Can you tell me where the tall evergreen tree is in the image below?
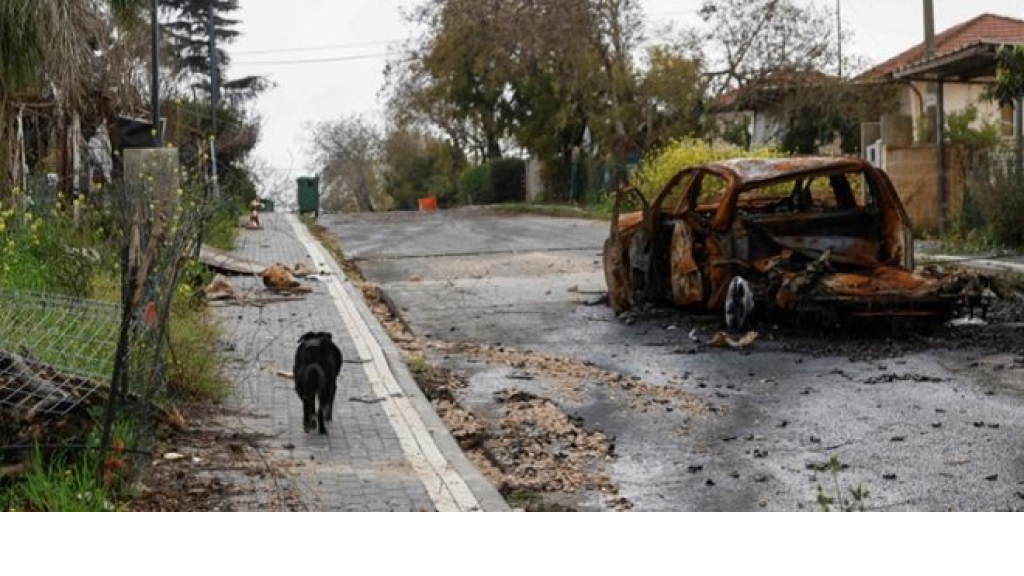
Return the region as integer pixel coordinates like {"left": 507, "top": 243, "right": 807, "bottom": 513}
{"left": 160, "top": 0, "right": 265, "bottom": 102}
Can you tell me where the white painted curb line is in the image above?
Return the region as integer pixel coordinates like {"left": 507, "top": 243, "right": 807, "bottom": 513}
{"left": 921, "top": 254, "right": 1024, "bottom": 275}
{"left": 288, "top": 215, "right": 483, "bottom": 512}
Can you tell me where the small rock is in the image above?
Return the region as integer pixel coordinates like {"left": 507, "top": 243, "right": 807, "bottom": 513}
{"left": 931, "top": 422, "right": 942, "bottom": 428}
{"left": 777, "top": 420, "right": 788, "bottom": 428}
{"left": 973, "top": 421, "right": 985, "bottom": 428}
{"left": 753, "top": 474, "right": 768, "bottom": 483}
{"left": 729, "top": 471, "right": 740, "bottom": 479}
{"left": 753, "top": 448, "right": 768, "bottom": 458}
{"left": 705, "top": 479, "right": 715, "bottom": 487}
{"left": 883, "top": 473, "right": 897, "bottom": 480}
{"left": 687, "top": 465, "right": 703, "bottom": 473}
{"left": 809, "top": 436, "right": 821, "bottom": 444}
{"left": 987, "top": 423, "right": 1000, "bottom": 429}
{"left": 890, "top": 436, "right": 905, "bottom": 442}
{"left": 985, "top": 474, "right": 999, "bottom": 481}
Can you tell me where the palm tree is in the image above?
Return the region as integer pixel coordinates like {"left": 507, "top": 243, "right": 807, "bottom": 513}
{"left": 0, "top": 0, "right": 145, "bottom": 190}
{"left": 2, "top": 1, "right": 148, "bottom": 100}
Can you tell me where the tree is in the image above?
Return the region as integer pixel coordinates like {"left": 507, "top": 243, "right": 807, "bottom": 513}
{"left": 1, "top": 0, "right": 148, "bottom": 191}
{"left": 382, "top": 124, "right": 464, "bottom": 209}
{"left": 308, "top": 115, "right": 384, "bottom": 213}
{"left": 160, "top": 0, "right": 267, "bottom": 103}
{"left": 638, "top": 44, "right": 705, "bottom": 147}
{"left": 1, "top": 0, "right": 146, "bottom": 104}
{"left": 697, "top": 0, "right": 842, "bottom": 98}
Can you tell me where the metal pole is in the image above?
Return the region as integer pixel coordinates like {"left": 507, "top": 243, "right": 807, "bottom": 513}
{"left": 836, "top": 0, "right": 842, "bottom": 78}
{"left": 149, "top": 0, "right": 161, "bottom": 146}
{"left": 936, "top": 79, "right": 945, "bottom": 237}
{"left": 923, "top": 0, "right": 937, "bottom": 141}
{"left": 208, "top": 0, "right": 220, "bottom": 200}
{"left": 1016, "top": 97, "right": 1023, "bottom": 175}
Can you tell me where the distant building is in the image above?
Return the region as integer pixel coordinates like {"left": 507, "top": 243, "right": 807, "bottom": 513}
{"left": 857, "top": 13, "right": 1024, "bottom": 144}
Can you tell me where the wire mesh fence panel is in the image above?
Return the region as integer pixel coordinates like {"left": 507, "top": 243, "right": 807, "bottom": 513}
{"left": 0, "top": 290, "right": 124, "bottom": 417}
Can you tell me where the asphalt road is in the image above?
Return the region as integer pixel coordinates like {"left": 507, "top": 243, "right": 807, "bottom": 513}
{"left": 322, "top": 207, "right": 1024, "bottom": 511}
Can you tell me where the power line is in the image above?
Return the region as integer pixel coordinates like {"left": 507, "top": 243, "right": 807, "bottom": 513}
{"left": 232, "top": 39, "right": 399, "bottom": 55}
{"left": 232, "top": 51, "right": 405, "bottom": 66}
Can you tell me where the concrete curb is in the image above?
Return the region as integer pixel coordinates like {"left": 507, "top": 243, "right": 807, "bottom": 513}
{"left": 293, "top": 215, "right": 510, "bottom": 512}
{"left": 919, "top": 253, "right": 1024, "bottom": 275}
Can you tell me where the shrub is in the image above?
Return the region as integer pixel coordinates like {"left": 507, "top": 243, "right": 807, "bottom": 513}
{"left": 956, "top": 152, "right": 1024, "bottom": 250}
{"left": 459, "top": 158, "right": 526, "bottom": 205}
{"left": 459, "top": 163, "right": 493, "bottom": 205}
{"left": 489, "top": 158, "right": 526, "bottom": 203}
{"left": 0, "top": 189, "right": 109, "bottom": 296}
{"left": 634, "top": 137, "right": 782, "bottom": 199}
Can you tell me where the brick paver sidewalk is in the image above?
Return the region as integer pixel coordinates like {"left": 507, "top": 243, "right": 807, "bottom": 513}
{"left": 209, "top": 213, "right": 506, "bottom": 511}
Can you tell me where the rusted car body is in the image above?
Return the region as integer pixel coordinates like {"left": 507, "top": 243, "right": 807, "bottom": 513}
{"left": 604, "top": 157, "right": 995, "bottom": 320}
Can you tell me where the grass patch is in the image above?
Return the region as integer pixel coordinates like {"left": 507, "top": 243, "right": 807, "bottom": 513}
{"left": 166, "top": 302, "right": 230, "bottom": 401}
{"left": 407, "top": 353, "right": 428, "bottom": 375}
{"left": 202, "top": 202, "right": 244, "bottom": 251}
{"left": 504, "top": 489, "right": 575, "bottom": 512}
{"left": 2, "top": 415, "right": 135, "bottom": 512}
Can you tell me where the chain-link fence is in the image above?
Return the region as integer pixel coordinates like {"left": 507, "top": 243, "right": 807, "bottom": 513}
{"left": 0, "top": 291, "right": 122, "bottom": 418}
{"left": 1, "top": 157, "right": 214, "bottom": 476}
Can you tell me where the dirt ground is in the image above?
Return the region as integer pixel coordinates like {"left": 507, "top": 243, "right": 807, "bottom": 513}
{"left": 130, "top": 403, "right": 306, "bottom": 512}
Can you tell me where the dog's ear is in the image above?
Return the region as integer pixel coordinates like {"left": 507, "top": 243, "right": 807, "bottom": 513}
{"left": 298, "top": 332, "right": 316, "bottom": 343}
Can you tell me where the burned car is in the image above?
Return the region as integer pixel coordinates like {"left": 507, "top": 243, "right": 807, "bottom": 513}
{"left": 604, "top": 156, "right": 996, "bottom": 322}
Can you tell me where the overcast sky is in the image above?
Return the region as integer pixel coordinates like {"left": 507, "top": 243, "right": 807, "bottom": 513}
{"left": 225, "top": 0, "right": 1024, "bottom": 180}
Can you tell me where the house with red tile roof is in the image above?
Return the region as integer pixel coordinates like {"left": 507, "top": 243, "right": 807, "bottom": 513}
{"left": 859, "top": 13, "right": 1024, "bottom": 144}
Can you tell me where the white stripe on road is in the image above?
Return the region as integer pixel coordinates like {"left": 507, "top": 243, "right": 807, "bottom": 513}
{"left": 287, "top": 214, "right": 481, "bottom": 512}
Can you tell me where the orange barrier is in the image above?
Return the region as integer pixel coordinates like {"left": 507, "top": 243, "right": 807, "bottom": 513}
{"left": 418, "top": 196, "right": 438, "bottom": 211}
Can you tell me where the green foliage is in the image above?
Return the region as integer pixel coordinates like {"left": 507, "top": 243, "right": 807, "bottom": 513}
{"left": 945, "top": 105, "right": 1000, "bottom": 150}
{"left": 460, "top": 163, "right": 493, "bottom": 205}
{"left": 489, "top": 158, "right": 526, "bottom": 204}
{"left": 815, "top": 455, "right": 870, "bottom": 512}
{"left": 634, "top": 137, "right": 782, "bottom": 199}
{"left": 459, "top": 159, "right": 526, "bottom": 205}
{"left": 0, "top": 190, "right": 111, "bottom": 296}
{"left": 952, "top": 153, "right": 1024, "bottom": 250}
{"left": 407, "top": 353, "right": 428, "bottom": 376}
{"left": 167, "top": 297, "right": 230, "bottom": 400}
{"left": 383, "top": 127, "right": 463, "bottom": 210}
{"left": 640, "top": 45, "right": 705, "bottom": 146}
{"left": 2, "top": 416, "right": 136, "bottom": 512}
{"left": 987, "top": 45, "right": 1024, "bottom": 104}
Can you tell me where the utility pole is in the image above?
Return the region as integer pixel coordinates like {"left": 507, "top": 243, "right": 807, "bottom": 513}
{"left": 208, "top": 0, "right": 220, "bottom": 200}
{"left": 837, "top": 0, "right": 843, "bottom": 78}
{"left": 923, "top": 0, "right": 945, "bottom": 236}
{"left": 149, "top": 0, "right": 161, "bottom": 145}
{"left": 923, "top": 0, "right": 937, "bottom": 140}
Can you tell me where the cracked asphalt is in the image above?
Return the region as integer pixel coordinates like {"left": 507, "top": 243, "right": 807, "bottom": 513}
{"left": 321, "top": 207, "right": 1024, "bottom": 511}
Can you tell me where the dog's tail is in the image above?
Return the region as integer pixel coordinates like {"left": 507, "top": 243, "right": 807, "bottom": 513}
{"left": 302, "top": 363, "right": 325, "bottom": 391}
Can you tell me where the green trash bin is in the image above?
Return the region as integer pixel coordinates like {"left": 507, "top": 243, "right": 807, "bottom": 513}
{"left": 297, "top": 176, "right": 320, "bottom": 217}
{"left": 260, "top": 198, "right": 275, "bottom": 212}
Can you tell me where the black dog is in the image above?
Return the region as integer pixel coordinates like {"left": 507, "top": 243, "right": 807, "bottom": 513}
{"left": 293, "top": 331, "right": 343, "bottom": 434}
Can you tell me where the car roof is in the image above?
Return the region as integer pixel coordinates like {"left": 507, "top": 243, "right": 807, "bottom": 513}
{"left": 704, "top": 156, "right": 869, "bottom": 187}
